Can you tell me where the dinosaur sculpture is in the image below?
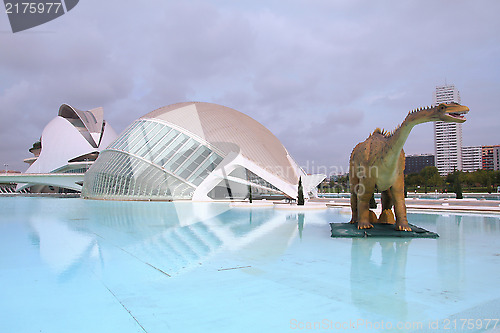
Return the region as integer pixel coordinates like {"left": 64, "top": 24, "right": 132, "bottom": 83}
{"left": 349, "top": 102, "right": 469, "bottom": 231}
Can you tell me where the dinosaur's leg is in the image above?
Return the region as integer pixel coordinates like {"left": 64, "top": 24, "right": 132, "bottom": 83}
{"left": 390, "top": 173, "right": 411, "bottom": 231}
{"left": 378, "top": 190, "right": 396, "bottom": 224}
{"left": 357, "top": 181, "right": 375, "bottom": 229}
{"left": 349, "top": 172, "right": 359, "bottom": 224}
{"left": 381, "top": 190, "right": 393, "bottom": 211}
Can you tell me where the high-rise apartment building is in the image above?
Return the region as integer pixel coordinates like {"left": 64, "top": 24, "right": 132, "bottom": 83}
{"left": 494, "top": 146, "right": 500, "bottom": 171}
{"left": 482, "top": 145, "right": 500, "bottom": 170}
{"left": 461, "top": 146, "right": 482, "bottom": 172}
{"left": 404, "top": 154, "right": 435, "bottom": 175}
{"left": 433, "top": 84, "right": 465, "bottom": 175}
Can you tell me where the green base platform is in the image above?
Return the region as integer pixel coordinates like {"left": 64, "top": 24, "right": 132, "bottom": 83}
{"left": 330, "top": 223, "right": 439, "bottom": 238}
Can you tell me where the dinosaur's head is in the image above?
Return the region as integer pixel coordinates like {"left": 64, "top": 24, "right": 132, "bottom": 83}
{"left": 434, "top": 102, "right": 469, "bottom": 123}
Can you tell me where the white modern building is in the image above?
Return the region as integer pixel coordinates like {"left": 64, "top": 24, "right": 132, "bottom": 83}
{"left": 17, "top": 104, "right": 118, "bottom": 192}
{"left": 82, "top": 102, "right": 325, "bottom": 201}
{"left": 461, "top": 146, "right": 482, "bottom": 172}
{"left": 433, "top": 85, "right": 466, "bottom": 175}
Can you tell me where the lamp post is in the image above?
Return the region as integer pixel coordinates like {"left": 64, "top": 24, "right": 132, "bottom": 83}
{"left": 4, "top": 164, "right": 7, "bottom": 174}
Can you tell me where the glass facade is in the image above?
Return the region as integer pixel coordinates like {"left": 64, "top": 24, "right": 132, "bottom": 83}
{"left": 82, "top": 119, "right": 224, "bottom": 200}
{"left": 245, "top": 169, "right": 282, "bottom": 194}
{"left": 207, "top": 167, "right": 284, "bottom": 200}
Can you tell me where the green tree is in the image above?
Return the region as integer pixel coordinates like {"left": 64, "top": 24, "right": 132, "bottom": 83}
{"left": 405, "top": 173, "right": 423, "bottom": 192}
{"left": 475, "top": 169, "right": 486, "bottom": 187}
{"left": 297, "top": 177, "right": 305, "bottom": 206}
{"left": 335, "top": 185, "right": 341, "bottom": 194}
{"left": 462, "top": 172, "right": 473, "bottom": 191}
{"left": 248, "top": 184, "right": 253, "bottom": 203}
{"left": 335, "top": 174, "right": 349, "bottom": 193}
{"left": 495, "top": 171, "right": 500, "bottom": 192}
{"left": 429, "top": 172, "right": 443, "bottom": 191}
{"left": 452, "top": 171, "right": 463, "bottom": 199}
{"left": 419, "top": 166, "right": 441, "bottom": 193}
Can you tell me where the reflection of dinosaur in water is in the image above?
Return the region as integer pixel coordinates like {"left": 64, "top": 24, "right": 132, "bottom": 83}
{"left": 350, "top": 238, "right": 411, "bottom": 319}
{"left": 349, "top": 103, "right": 469, "bottom": 231}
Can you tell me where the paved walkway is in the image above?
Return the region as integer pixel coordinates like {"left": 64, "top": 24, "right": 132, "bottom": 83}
{"left": 312, "top": 197, "right": 500, "bottom": 214}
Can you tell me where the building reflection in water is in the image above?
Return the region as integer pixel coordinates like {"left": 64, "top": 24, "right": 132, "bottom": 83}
{"left": 434, "top": 213, "right": 500, "bottom": 298}
{"left": 27, "top": 201, "right": 298, "bottom": 279}
{"left": 350, "top": 238, "right": 411, "bottom": 321}
{"left": 436, "top": 214, "right": 465, "bottom": 298}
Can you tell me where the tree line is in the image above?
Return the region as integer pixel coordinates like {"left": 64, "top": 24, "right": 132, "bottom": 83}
{"left": 405, "top": 166, "right": 500, "bottom": 194}
{"left": 318, "top": 167, "right": 500, "bottom": 194}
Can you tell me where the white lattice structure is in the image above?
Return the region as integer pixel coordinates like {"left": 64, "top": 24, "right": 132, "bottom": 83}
{"left": 82, "top": 102, "right": 325, "bottom": 201}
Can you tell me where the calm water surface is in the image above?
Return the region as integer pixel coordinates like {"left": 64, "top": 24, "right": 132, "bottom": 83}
{"left": 1, "top": 197, "right": 499, "bottom": 332}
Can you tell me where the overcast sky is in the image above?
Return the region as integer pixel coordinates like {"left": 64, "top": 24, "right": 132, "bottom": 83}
{"left": 1, "top": 0, "right": 499, "bottom": 174}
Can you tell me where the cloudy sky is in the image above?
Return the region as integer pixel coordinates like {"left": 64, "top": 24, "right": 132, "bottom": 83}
{"left": 1, "top": 0, "right": 499, "bottom": 174}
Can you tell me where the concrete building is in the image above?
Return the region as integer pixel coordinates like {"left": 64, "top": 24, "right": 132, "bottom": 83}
{"left": 404, "top": 154, "right": 435, "bottom": 175}
{"left": 494, "top": 146, "right": 500, "bottom": 171}
{"left": 461, "top": 146, "right": 483, "bottom": 172}
{"left": 18, "top": 104, "right": 118, "bottom": 192}
{"left": 82, "top": 102, "right": 325, "bottom": 201}
{"left": 482, "top": 145, "right": 500, "bottom": 170}
{"left": 433, "top": 84, "right": 465, "bottom": 175}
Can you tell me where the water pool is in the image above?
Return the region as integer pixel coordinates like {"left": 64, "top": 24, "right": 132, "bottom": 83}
{"left": 1, "top": 196, "right": 499, "bottom": 332}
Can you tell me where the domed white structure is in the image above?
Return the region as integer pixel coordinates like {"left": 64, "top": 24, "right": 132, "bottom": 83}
{"left": 18, "top": 104, "right": 118, "bottom": 192}
{"left": 82, "top": 102, "right": 325, "bottom": 201}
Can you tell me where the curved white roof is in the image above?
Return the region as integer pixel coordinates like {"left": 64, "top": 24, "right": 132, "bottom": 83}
{"left": 59, "top": 104, "right": 105, "bottom": 148}
{"left": 141, "top": 102, "right": 300, "bottom": 184}
{"left": 24, "top": 104, "right": 117, "bottom": 175}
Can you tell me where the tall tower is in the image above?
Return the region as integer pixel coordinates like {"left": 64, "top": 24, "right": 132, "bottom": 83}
{"left": 433, "top": 84, "right": 464, "bottom": 176}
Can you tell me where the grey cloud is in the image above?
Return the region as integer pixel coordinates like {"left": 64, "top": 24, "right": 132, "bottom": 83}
{"left": 1, "top": 0, "right": 499, "bottom": 171}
